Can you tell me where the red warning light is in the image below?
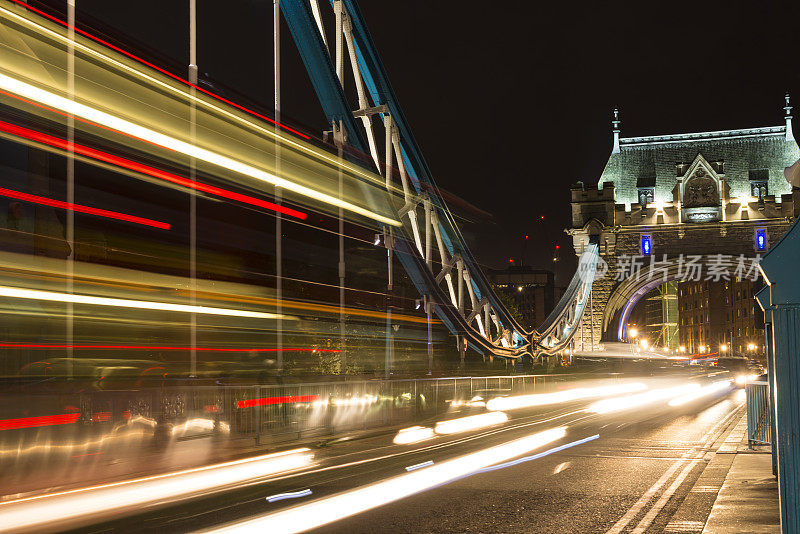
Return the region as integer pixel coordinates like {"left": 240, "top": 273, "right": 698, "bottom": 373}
{"left": 508, "top": 258, "right": 514, "bottom": 263}
{"left": 555, "top": 245, "right": 560, "bottom": 249}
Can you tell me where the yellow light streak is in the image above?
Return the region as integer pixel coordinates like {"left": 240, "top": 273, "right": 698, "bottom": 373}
{"left": 0, "top": 285, "right": 285, "bottom": 319}
{"left": 0, "top": 5, "right": 403, "bottom": 195}
{"left": 0, "top": 72, "right": 401, "bottom": 226}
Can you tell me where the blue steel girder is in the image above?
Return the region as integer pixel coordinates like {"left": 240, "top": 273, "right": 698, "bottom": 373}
{"left": 280, "top": 0, "right": 370, "bottom": 158}
{"left": 340, "top": 0, "right": 529, "bottom": 341}
{"left": 282, "top": 0, "right": 541, "bottom": 356}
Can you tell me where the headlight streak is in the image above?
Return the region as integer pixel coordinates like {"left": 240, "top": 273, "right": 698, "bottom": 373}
{"left": 266, "top": 489, "right": 313, "bottom": 503}
{"left": 0, "top": 73, "right": 402, "bottom": 227}
{"left": 433, "top": 412, "right": 509, "bottom": 435}
{"left": 668, "top": 380, "right": 733, "bottom": 407}
{"left": 588, "top": 384, "right": 702, "bottom": 414}
{"left": 0, "top": 448, "right": 314, "bottom": 534}
{"left": 486, "top": 382, "right": 648, "bottom": 412}
{"left": 202, "top": 427, "right": 567, "bottom": 534}
{"left": 393, "top": 426, "right": 435, "bottom": 445}
{"left": 0, "top": 285, "right": 286, "bottom": 319}
{"left": 735, "top": 374, "right": 759, "bottom": 386}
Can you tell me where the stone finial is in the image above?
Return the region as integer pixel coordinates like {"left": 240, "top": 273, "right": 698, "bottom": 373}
{"left": 786, "top": 92, "right": 794, "bottom": 142}
{"left": 612, "top": 108, "right": 621, "bottom": 154}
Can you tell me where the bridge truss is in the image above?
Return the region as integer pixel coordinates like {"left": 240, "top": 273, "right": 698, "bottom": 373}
{"left": 281, "top": 0, "right": 599, "bottom": 361}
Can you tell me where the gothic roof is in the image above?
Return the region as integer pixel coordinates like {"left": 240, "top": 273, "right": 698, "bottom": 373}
{"left": 599, "top": 125, "right": 800, "bottom": 208}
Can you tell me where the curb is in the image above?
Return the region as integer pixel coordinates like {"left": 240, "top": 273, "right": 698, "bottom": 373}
{"left": 663, "top": 407, "right": 746, "bottom": 533}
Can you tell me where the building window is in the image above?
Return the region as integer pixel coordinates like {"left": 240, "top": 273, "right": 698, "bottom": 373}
{"left": 637, "top": 187, "right": 655, "bottom": 208}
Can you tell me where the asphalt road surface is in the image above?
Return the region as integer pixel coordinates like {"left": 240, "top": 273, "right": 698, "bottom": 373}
{"left": 72, "top": 377, "right": 745, "bottom": 534}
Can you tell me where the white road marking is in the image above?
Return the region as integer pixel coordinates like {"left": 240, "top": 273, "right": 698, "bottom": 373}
{"left": 605, "top": 403, "right": 742, "bottom": 534}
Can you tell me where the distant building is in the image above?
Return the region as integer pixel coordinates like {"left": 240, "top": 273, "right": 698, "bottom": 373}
{"left": 489, "top": 266, "right": 554, "bottom": 330}
{"left": 677, "top": 279, "right": 764, "bottom": 355}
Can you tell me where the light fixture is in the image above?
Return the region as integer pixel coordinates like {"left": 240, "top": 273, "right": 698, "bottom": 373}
{"left": 720, "top": 344, "right": 728, "bottom": 352}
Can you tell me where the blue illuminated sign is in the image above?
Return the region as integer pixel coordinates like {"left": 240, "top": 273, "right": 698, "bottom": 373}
{"left": 641, "top": 235, "right": 651, "bottom": 255}
{"left": 756, "top": 229, "right": 767, "bottom": 251}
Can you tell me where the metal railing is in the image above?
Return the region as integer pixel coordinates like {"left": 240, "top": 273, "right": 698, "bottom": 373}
{"left": 0, "top": 373, "right": 604, "bottom": 453}
{"left": 746, "top": 381, "right": 772, "bottom": 447}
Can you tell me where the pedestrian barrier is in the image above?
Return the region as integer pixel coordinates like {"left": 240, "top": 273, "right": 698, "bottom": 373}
{"left": 745, "top": 381, "right": 771, "bottom": 447}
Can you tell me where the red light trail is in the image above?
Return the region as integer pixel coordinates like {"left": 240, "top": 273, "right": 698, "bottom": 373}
{"left": 0, "top": 185, "right": 171, "bottom": 230}
{"left": 7, "top": 0, "right": 310, "bottom": 140}
{"left": 0, "top": 120, "right": 308, "bottom": 220}
{"left": 0, "top": 412, "right": 80, "bottom": 431}
{"left": 0, "top": 343, "right": 340, "bottom": 352}
{"left": 236, "top": 395, "right": 320, "bottom": 409}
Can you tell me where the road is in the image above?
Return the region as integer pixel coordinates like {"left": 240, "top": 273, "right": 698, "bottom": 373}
{"left": 66, "top": 376, "right": 744, "bottom": 534}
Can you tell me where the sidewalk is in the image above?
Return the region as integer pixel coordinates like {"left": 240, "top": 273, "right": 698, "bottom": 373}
{"left": 702, "top": 413, "right": 780, "bottom": 533}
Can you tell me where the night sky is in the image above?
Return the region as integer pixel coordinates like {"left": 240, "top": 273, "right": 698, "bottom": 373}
{"left": 68, "top": 0, "right": 800, "bottom": 284}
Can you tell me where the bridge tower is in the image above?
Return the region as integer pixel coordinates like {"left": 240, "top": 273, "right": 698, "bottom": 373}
{"left": 568, "top": 98, "right": 800, "bottom": 349}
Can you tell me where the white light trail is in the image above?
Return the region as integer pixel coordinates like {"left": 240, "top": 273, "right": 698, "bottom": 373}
{"left": 0, "top": 73, "right": 401, "bottom": 227}
{"left": 668, "top": 380, "right": 733, "bottom": 407}
{"left": 486, "top": 382, "right": 648, "bottom": 412}
{"left": 434, "top": 412, "right": 509, "bottom": 435}
{"left": 0, "top": 284, "right": 283, "bottom": 319}
{"left": 588, "top": 384, "right": 702, "bottom": 414}
{"left": 203, "top": 427, "right": 567, "bottom": 533}
{"left": 392, "top": 426, "right": 435, "bottom": 445}
{"left": 735, "top": 374, "right": 759, "bottom": 386}
{"left": 0, "top": 449, "right": 313, "bottom": 534}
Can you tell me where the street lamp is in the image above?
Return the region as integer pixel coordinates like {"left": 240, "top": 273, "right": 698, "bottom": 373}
{"left": 699, "top": 344, "right": 706, "bottom": 352}
{"left": 720, "top": 343, "right": 728, "bottom": 353}
{"left": 747, "top": 343, "right": 756, "bottom": 351}
{"left": 679, "top": 345, "right": 686, "bottom": 353}
{"left": 640, "top": 339, "right": 649, "bottom": 350}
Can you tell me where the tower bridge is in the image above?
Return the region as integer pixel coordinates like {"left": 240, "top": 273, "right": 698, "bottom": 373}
{"left": 569, "top": 100, "right": 800, "bottom": 348}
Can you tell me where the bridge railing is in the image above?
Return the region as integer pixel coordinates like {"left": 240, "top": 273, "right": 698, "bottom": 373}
{"left": 0, "top": 372, "right": 605, "bottom": 456}
{"left": 745, "top": 380, "right": 772, "bottom": 447}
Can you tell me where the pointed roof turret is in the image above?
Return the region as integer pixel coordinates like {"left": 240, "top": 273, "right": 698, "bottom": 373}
{"left": 612, "top": 108, "right": 621, "bottom": 154}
